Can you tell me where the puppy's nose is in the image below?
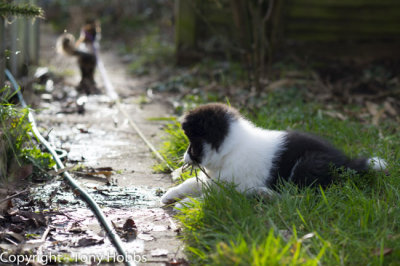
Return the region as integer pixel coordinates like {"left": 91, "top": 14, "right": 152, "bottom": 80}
{"left": 184, "top": 151, "right": 193, "bottom": 164}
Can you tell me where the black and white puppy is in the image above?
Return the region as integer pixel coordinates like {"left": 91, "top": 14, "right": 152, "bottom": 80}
{"left": 161, "top": 103, "right": 387, "bottom": 205}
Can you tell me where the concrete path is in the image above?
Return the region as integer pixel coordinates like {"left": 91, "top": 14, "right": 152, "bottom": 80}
{"left": 32, "top": 26, "right": 184, "bottom": 265}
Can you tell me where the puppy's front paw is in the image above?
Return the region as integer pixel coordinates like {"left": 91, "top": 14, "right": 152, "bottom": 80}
{"left": 160, "top": 188, "right": 180, "bottom": 205}
{"left": 174, "top": 197, "right": 198, "bottom": 209}
{"left": 249, "top": 187, "right": 277, "bottom": 201}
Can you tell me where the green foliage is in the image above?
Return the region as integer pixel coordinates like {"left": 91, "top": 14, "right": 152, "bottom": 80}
{"left": 150, "top": 58, "right": 246, "bottom": 115}
{"left": 21, "top": 147, "right": 55, "bottom": 172}
{"left": 151, "top": 58, "right": 247, "bottom": 93}
{"left": 153, "top": 119, "right": 188, "bottom": 173}
{"left": 0, "top": 2, "right": 43, "bottom": 18}
{"left": 129, "top": 27, "right": 174, "bottom": 75}
{"left": 156, "top": 88, "right": 400, "bottom": 265}
{"left": 1, "top": 105, "right": 32, "bottom": 163}
{"left": 1, "top": 87, "right": 55, "bottom": 183}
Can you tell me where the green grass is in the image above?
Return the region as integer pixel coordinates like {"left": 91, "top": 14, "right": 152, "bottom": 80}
{"left": 157, "top": 88, "right": 400, "bottom": 265}
{"left": 153, "top": 119, "right": 188, "bottom": 173}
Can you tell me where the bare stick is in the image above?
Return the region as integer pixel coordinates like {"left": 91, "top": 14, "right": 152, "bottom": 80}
{"left": 0, "top": 189, "right": 29, "bottom": 204}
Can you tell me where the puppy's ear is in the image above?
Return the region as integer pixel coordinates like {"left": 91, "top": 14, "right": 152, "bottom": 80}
{"left": 181, "top": 119, "right": 197, "bottom": 137}
{"left": 183, "top": 103, "right": 234, "bottom": 151}
{"left": 200, "top": 116, "right": 228, "bottom": 151}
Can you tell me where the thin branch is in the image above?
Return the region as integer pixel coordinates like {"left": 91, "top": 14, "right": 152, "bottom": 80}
{"left": 263, "top": 0, "right": 275, "bottom": 23}
{"left": 0, "top": 189, "right": 29, "bottom": 204}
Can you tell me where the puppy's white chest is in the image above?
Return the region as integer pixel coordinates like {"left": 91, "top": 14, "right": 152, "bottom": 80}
{"left": 204, "top": 129, "right": 286, "bottom": 192}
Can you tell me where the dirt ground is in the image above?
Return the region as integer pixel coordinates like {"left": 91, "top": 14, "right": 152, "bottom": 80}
{"left": 20, "top": 25, "right": 185, "bottom": 265}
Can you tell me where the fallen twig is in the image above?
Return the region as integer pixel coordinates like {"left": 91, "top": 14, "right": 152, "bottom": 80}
{"left": 41, "top": 226, "right": 52, "bottom": 242}
{"left": 197, "top": 165, "right": 212, "bottom": 179}
{"left": 0, "top": 189, "right": 29, "bottom": 204}
{"left": 4, "top": 237, "right": 18, "bottom": 246}
{"left": 47, "top": 166, "right": 75, "bottom": 176}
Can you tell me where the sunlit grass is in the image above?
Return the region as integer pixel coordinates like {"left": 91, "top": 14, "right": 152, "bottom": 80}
{"left": 152, "top": 119, "right": 188, "bottom": 173}
{"left": 176, "top": 182, "right": 327, "bottom": 265}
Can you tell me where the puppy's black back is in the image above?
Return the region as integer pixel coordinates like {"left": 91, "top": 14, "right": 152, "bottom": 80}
{"left": 269, "top": 131, "right": 368, "bottom": 188}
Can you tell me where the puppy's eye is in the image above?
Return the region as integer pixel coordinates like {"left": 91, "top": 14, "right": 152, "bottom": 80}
{"left": 189, "top": 145, "right": 196, "bottom": 155}
{"left": 187, "top": 142, "right": 203, "bottom": 163}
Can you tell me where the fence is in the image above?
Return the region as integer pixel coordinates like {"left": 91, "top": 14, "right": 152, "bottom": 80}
{"left": 175, "top": 0, "right": 400, "bottom": 62}
{"left": 0, "top": 0, "right": 40, "bottom": 88}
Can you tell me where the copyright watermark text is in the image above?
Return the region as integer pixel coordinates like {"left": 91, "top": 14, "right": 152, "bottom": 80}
{"left": 0, "top": 252, "right": 147, "bottom": 265}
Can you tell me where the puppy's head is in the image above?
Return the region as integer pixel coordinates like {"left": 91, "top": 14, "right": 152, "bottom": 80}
{"left": 182, "top": 103, "right": 239, "bottom": 166}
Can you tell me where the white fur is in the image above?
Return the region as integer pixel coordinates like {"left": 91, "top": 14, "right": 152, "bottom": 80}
{"left": 161, "top": 116, "right": 388, "bottom": 206}
{"left": 161, "top": 118, "right": 286, "bottom": 204}
{"left": 161, "top": 173, "right": 210, "bottom": 204}
{"left": 367, "top": 157, "right": 388, "bottom": 171}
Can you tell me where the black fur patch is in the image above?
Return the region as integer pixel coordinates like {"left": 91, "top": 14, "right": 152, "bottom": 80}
{"left": 182, "top": 103, "right": 239, "bottom": 163}
{"left": 268, "top": 131, "right": 368, "bottom": 188}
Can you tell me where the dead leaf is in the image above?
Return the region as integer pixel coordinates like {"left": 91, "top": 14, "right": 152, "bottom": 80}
{"left": 366, "top": 101, "right": 379, "bottom": 116}
{"left": 279, "top": 229, "right": 292, "bottom": 240}
{"left": 95, "top": 167, "right": 113, "bottom": 171}
{"left": 167, "top": 258, "right": 189, "bottom": 266}
{"left": 151, "top": 248, "right": 169, "bottom": 257}
{"left": 57, "top": 199, "right": 69, "bottom": 204}
{"left": 69, "top": 222, "right": 87, "bottom": 233}
{"left": 366, "top": 101, "right": 385, "bottom": 125}
{"left": 10, "top": 210, "right": 47, "bottom": 228}
{"left": 137, "top": 233, "right": 154, "bottom": 241}
{"left": 300, "top": 232, "right": 315, "bottom": 241}
{"left": 121, "top": 218, "right": 137, "bottom": 241}
{"left": 0, "top": 202, "right": 8, "bottom": 213}
{"left": 17, "top": 164, "right": 33, "bottom": 179}
{"left": 268, "top": 79, "right": 293, "bottom": 91}
{"left": 83, "top": 171, "right": 112, "bottom": 178}
{"left": 372, "top": 247, "right": 393, "bottom": 257}
{"left": 78, "top": 128, "right": 89, "bottom": 133}
{"left": 76, "top": 235, "right": 104, "bottom": 247}
{"left": 9, "top": 224, "right": 24, "bottom": 233}
{"left": 323, "top": 110, "right": 347, "bottom": 121}
{"left": 174, "top": 228, "right": 182, "bottom": 235}
{"left": 372, "top": 109, "right": 385, "bottom": 126}
{"left": 384, "top": 101, "right": 398, "bottom": 117}
{"left": 48, "top": 166, "right": 75, "bottom": 176}
{"left": 74, "top": 166, "right": 114, "bottom": 182}
{"left": 123, "top": 218, "right": 137, "bottom": 231}
{"left": 11, "top": 214, "right": 29, "bottom": 223}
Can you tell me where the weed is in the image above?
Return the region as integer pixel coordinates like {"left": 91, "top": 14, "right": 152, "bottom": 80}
{"left": 153, "top": 119, "right": 188, "bottom": 173}
{"left": 1, "top": 86, "right": 55, "bottom": 184}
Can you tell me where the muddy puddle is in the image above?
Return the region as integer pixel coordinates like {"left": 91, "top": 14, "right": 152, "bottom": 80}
{"left": 0, "top": 180, "right": 184, "bottom": 265}
{"left": 31, "top": 181, "right": 162, "bottom": 209}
